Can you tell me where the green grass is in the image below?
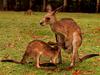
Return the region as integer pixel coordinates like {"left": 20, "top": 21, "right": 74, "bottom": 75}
{"left": 0, "top": 11, "right": 100, "bottom": 75}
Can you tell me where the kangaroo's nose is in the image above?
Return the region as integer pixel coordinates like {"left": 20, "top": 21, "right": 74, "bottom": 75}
{"left": 40, "top": 22, "right": 42, "bottom": 25}
{"left": 40, "top": 22, "right": 43, "bottom": 25}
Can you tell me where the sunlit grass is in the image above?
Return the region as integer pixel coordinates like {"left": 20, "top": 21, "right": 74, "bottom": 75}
{"left": 0, "top": 12, "right": 100, "bottom": 75}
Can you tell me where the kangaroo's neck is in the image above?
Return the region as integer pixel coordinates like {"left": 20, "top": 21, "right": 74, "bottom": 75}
{"left": 50, "top": 16, "right": 58, "bottom": 32}
{"left": 50, "top": 15, "right": 57, "bottom": 25}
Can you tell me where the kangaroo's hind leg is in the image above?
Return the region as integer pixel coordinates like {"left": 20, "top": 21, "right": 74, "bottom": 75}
{"left": 70, "top": 32, "right": 82, "bottom": 67}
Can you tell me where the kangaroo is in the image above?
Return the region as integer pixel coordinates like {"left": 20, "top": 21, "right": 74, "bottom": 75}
{"left": 40, "top": 6, "right": 99, "bottom": 67}
{"left": 24, "top": 9, "right": 32, "bottom": 15}
{"left": 0, "top": 40, "right": 60, "bottom": 68}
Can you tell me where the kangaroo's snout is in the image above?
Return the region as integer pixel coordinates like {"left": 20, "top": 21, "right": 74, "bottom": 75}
{"left": 40, "top": 21, "right": 46, "bottom": 26}
{"left": 40, "top": 22, "right": 43, "bottom": 25}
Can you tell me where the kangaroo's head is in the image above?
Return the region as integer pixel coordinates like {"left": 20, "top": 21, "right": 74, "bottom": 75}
{"left": 40, "top": 5, "right": 63, "bottom": 26}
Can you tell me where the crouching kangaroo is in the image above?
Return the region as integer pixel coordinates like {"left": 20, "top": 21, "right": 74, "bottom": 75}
{"left": 0, "top": 40, "right": 60, "bottom": 68}
{"left": 40, "top": 5, "right": 99, "bottom": 67}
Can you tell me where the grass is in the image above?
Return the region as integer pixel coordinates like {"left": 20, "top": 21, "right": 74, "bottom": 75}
{"left": 0, "top": 11, "right": 100, "bottom": 75}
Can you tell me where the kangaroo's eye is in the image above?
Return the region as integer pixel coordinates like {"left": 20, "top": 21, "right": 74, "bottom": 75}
{"left": 46, "top": 17, "right": 50, "bottom": 20}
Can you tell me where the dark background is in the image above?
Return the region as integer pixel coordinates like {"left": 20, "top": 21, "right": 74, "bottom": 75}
{"left": 0, "top": 0, "right": 100, "bottom": 13}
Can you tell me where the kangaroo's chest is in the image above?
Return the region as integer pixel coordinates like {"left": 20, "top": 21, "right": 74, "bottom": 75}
{"left": 51, "top": 23, "right": 67, "bottom": 35}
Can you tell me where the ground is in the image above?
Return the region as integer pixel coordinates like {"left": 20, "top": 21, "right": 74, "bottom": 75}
{"left": 0, "top": 12, "right": 100, "bottom": 75}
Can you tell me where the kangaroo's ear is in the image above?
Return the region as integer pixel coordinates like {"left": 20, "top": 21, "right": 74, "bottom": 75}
{"left": 46, "top": 4, "right": 52, "bottom": 12}
{"left": 52, "top": 6, "right": 63, "bottom": 15}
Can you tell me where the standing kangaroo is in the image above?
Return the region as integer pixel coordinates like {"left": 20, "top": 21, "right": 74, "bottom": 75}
{"left": 1, "top": 40, "right": 60, "bottom": 68}
{"left": 40, "top": 6, "right": 99, "bottom": 67}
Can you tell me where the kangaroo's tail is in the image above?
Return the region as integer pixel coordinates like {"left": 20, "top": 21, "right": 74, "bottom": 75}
{"left": 80, "top": 54, "right": 99, "bottom": 62}
{"left": 0, "top": 59, "right": 21, "bottom": 64}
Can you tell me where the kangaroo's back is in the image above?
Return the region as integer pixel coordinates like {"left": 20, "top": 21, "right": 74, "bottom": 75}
{"left": 26, "top": 40, "right": 59, "bottom": 58}
{"left": 60, "top": 18, "right": 80, "bottom": 29}
{"left": 54, "top": 18, "right": 81, "bottom": 33}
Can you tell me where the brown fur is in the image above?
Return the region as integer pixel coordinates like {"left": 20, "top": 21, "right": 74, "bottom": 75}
{"left": 0, "top": 40, "right": 60, "bottom": 68}
{"left": 40, "top": 6, "right": 99, "bottom": 67}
